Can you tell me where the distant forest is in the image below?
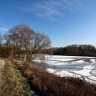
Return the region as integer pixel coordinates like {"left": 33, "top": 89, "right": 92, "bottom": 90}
{"left": 44, "top": 44, "right": 96, "bottom": 57}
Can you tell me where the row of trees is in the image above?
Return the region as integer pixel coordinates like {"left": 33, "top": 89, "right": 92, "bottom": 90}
{"left": 0, "top": 24, "right": 51, "bottom": 62}
{"left": 51, "top": 44, "right": 96, "bottom": 56}
{"left": 0, "top": 25, "right": 96, "bottom": 61}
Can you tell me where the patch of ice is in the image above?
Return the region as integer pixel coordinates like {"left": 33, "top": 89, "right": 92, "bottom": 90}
{"left": 91, "top": 70, "right": 96, "bottom": 75}
{"left": 74, "top": 69, "right": 91, "bottom": 76}
{"left": 75, "top": 60, "right": 84, "bottom": 63}
{"left": 55, "top": 70, "right": 74, "bottom": 77}
{"left": 46, "top": 68, "right": 56, "bottom": 73}
{"left": 88, "top": 76, "right": 96, "bottom": 81}
{"left": 83, "top": 65, "right": 94, "bottom": 70}
{"left": 34, "top": 55, "right": 96, "bottom": 83}
{"left": 48, "top": 58, "right": 75, "bottom": 61}
{"left": 90, "top": 59, "right": 96, "bottom": 63}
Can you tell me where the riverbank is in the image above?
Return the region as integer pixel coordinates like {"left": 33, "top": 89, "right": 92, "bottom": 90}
{"left": 11, "top": 59, "right": 96, "bottom": 96}
{"left": 0, "top": 59, "right": 32, "bottom": 96}
{"left": 0, "top": 59, "right": 5, "bottom": 94}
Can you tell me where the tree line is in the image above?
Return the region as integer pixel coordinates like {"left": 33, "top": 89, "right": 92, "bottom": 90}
{"left": 0, "top": 24, "right": 96, "bottom": 60}
{"left": 44, "top": 44, "right": 96, "bottom": 57}
{"left": 0, "top": 24, "right": 51, "bottom": 62}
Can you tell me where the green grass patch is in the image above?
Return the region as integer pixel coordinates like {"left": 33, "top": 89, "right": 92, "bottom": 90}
{"left": 1, "top": 59, "right": 32, "bottom": 96}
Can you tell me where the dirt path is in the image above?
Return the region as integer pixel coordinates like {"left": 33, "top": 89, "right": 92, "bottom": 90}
{"left": 0, "top": 59, "right": 5, "bottom": 93}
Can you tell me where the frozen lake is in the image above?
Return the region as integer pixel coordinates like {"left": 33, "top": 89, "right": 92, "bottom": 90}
{"left": 34, "top": 55, "right": 96, "bottom": 84}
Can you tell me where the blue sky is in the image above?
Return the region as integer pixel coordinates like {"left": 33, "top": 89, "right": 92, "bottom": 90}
{"left": 0, "top": 0, "right": 96, "bottom": 47}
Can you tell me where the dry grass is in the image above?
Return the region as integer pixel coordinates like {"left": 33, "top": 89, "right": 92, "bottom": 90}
{"left": 0, "top": 59, "right": 4, "bottom": 94}
{"left": 12, "top": 59, "right": 96, "bottom": 96}
{"left": 0, "top": 59, "right": 32, "bottom": 96}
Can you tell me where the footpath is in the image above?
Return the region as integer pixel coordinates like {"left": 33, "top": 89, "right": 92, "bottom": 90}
{"left": 0, "top": 59, "right": 5, "bottom": 93}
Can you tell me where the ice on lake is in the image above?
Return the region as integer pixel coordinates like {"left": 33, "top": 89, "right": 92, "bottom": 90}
{"left": 34, "top": 55, "right": 96, "bottom": 84}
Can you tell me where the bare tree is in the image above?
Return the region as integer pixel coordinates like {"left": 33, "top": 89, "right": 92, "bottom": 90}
{"left": 6, "top": 24, "right": 51, "bottom": 62}
{"left": 26, "top": 32, "right": 51, "bottom": 61}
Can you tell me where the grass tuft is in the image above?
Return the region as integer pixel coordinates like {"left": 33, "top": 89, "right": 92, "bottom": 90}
{"left": 1, "top": 59, "right": 32, "bottom": 96}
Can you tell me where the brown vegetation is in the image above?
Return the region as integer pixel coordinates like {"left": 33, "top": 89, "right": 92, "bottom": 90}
{"left": 0, "top": 59, "right": 31, "bottom": 96}
{"left": 3, "top": 24, "right": 51, "bottom": 62}
{"left": 12, "top": 59, "right": 96, "bottom": 96}
{"left": 0, "top": 59, "right": 4, "bottom": 94}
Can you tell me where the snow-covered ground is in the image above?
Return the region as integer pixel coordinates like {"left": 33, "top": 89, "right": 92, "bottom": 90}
{"left": 34, "top": 55, "right": 96, "bottom": 84}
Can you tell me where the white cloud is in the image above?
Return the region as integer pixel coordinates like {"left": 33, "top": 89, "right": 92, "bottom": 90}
{"left": 21, "top": 0, "right": 84, "bottom": 19}
{"left": 0, "top": 28, "right": 9, "bottom": 32}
